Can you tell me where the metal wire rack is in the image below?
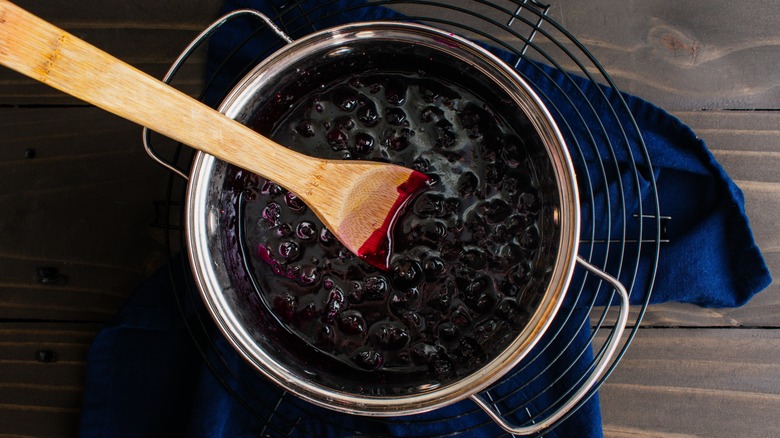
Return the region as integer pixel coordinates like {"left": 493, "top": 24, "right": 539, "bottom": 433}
{"left": 148, "top": 0, "right": 664, "bottom": 436}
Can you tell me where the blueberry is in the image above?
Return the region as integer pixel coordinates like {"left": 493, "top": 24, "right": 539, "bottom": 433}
{"left": 391, "top": 258, "right": 423, "bottom": 289}
{"left": 518, "top": 191, "right": 540, "bottom": 214}
{"left": 352, "top": 348, "right": 383, "bottom": 370}
{"left": 351, "top": 132, "right": 375, "bottom": 157}
{"left": 357, "top": 100, "right": 380, "bottom": 126}
{"left": 518, "top": 225, "right": 540, "bottom": 250}
{"left": 433, "top": 119, "right": 457, "bottom": 148}
{"left": 480, "top": 199, "right": 512, "bottom": 224}
{"left": 438, "top": 322, "right": 458, "bottom": 341}
{"left": 272, "top": 294, "right": 297, "bottom": 322}
{"left": 458, "top": 103, "right": 489, "bottom": 139}
{"left": 319, "top": 227, "right": 336, "bottom": 245}
{"left": 338, "top": 310, "right": 367, "bottom": 335}
{"left": 501, "top": 135, "right": 527, "bottom": 167}
{"left": 385, "top": 107, "right": 407, "bottom": 126}
{"left": 457, "top": 172, "right": 478, "bottom": 196}
{"left": 427, "top": 280, "right": 455, "bottom": 311}
{"left": 422, "top": 256, "right": 446, "bottom": 279}
{"left": 278, "top": 241, "right": 301, "bottom": 262}
{"left": 332, "top": 86, "right": 358, "bottom": 112}
{"left": 334, "top": 115, "right": 355, "bottom": 131}
{"left": 326, "top": 129, "right": 349, "bottom": 151}
{"left": 460, "top": 248, "right": 487, "bottom": 270}
{"left": 294, "top": 119, "right": 316, "bottom": 138}
{"left": 363, "top": 275, "right": 389, "bottom": 301}
{"left": 420, "top": 105, "right": 444, "bottom": 123}
{"left": 413, "top": 193, "right": 445, "bottom": 218}
{"left": 429, "top": 357, "right": 453, "bottom": 380}
{"left": 262, "top": 202, "right": 282, "bottom": 226}
{"left": 296, "top": 221, "right": 317, "bottom": 240}
{"left": 299, "top": 265, "right": 320, "bottom": 286}
{"left": 261, "top": 181, "right": 283, "bottom": 197}
{"left": 410, "top": 342, "right": 439, "bottom": 365}
{"left": 323, "top": 287, "right": 345, "bottom": 322}
{"left": 384, "top": 78, "right": 407, "bottom": 105}
{"left": 384, "top": 131, "right": 410, "bottom": 151}
{"left": 389, "top": 288, "right": 420, "bottom": 313}
{"left": 315, "top": 324, "right": 335, "bottom": 348}
{"left": 284, "top": 192, "right": 306, "bottom": 212}
{"left": 371, "top": 322, "right": 410, "bottom": 350}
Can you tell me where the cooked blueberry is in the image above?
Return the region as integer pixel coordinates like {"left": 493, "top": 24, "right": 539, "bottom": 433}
{"left": 391, "top": 258, "right": 423, "bottom": 289}
{"left": 459, "top": 103, "right": 489, "bottom": 139}
{"left": 357, "top": 100, "right": 380, "bottom": 126}
{"left": 262, "top": 202, "right": 282, "bottom": 226}
{"left": 518, "top": 225, "right": 540, "bottom": 250}
{"left": 460, "top": 248, "right": 487, "bottom": 270}
{"left": 272, "top": 294, "right": 297, "bottom": 322}
{"left": 352, "top": 348, "right": 383, "bottom": 370}
{"left": 351, "top": 132, "right": 375, "bottom": 157}
{"left": 332, "top": 86, "right": 358, "bottom": 111}
{"left": 480, "top": 199, "right": 512, "bottom": 224}
{"left": 433, "top": 119, "right": 457, "bottom": 148}
{"left": 294, "top": 119, "right": 316, "bottom": 138}
{"left": 326, "top": 129, "right": 349, "bottom": 151}
{"left": 278, "top": 241, "right": 301, "bottom": 261}
{"left": 296, "top": 221, "right": 317, "bottom": 240}
{"left": 413, "top": 193, "right": 445, "bottom": 218}
{"left": 371, "top": 322, "right": 410, "bottom": 350}
{"left": 334, "top": 115, "right": 356, "bottom": 131}
{"left": 385, "top": 107, "right": 407, "bottom": 126}
{"left": 284, "top": 192, "right": 306, "bottom": 212}
{"left": 299, "top": 265, "right": 320, "bottom": 286}
{"left": 457, "top": 172, "right": 478, "bottom": 196}
{"left": 363, "top": 275, "right": 389, "bottom": 300}
{"left": 338, "top": 310, "right": 367, "bottom": 335}
{"left": 427, "top": 280, "right": 455, "bottom": 311}
{"left": 422, "top": 257, "right": 446, "bottom": 279}
{"left": 384, "top": 78, "right": 407, "bottom": 105}
{"left": 319, "top": 227, "right": 336, "bottom": 245}
{"left": 384, "top": 131, "right": 409, "bottom": 151}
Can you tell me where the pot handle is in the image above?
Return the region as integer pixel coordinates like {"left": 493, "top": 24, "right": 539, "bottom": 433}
{"left": 143, "top": 9, "right": 293, "bottom": 180}
{"left": 470, "top": 255, "right": 630, "bottom": 435}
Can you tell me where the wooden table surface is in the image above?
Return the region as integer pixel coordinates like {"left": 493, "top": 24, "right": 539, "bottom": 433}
{"left": 1, "top": 1, "right": 777, "bottom": 436}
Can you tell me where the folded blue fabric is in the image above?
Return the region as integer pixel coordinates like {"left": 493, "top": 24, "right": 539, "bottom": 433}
{"left": 79, "top": 1, "right": 771, "bottom": 437}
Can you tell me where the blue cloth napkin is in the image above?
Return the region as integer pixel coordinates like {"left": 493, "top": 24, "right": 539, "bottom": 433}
{"left": 79, "top": 1, "right": 771, "bottom": 437}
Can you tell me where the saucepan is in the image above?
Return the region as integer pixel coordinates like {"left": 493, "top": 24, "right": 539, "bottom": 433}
{"left": 169, "top": 10, "right": 628, "bottom": 435}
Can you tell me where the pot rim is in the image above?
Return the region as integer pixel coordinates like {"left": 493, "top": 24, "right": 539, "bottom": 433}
{"left": 186, "top": 20, "right": 580, "bottom": 416}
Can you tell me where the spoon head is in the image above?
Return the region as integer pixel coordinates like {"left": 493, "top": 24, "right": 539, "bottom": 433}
{"left": 310, "top": 162, "right": 432, "bottom": 271}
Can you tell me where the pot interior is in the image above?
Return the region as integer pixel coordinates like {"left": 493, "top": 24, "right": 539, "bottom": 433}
{"left": 189, "top": 22, "right": 575, "bottom": 414}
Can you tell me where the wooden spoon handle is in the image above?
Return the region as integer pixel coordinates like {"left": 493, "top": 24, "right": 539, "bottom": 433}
{"left": 0, "top": 1, "right": 316, "bottom": 192}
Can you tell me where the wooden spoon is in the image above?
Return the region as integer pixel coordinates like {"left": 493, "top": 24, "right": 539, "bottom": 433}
{"left": 0, "top": 1, "right": 431, "bottom": 270}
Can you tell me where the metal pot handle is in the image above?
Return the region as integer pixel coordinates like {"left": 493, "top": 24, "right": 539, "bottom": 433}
{"left": 470, "top": 255, "right": 630, "bottom": 435}
{"left": 143, "top": 9, "right": 293, "bottom": 180}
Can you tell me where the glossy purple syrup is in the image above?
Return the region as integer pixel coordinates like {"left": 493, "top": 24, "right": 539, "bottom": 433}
{"left": 357, "top": 170, "right": 432, "bottom": 270}
{"left": 232, "top": 72, "right": 553, "bottom": 381}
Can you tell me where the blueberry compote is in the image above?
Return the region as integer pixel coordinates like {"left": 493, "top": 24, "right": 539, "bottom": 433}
{"left": 229, "top": 70, "right": 556, "bottom": 388}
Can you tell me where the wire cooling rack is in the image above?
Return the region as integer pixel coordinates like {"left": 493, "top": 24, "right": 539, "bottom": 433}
{"left": 147, "top": 1, "right": 663, "bottom": 435}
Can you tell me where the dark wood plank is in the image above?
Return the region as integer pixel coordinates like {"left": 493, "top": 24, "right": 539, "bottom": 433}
{"left": 0, "top": 0, "right": 222, "bottom": 105}
{"left": 599, "top": 328, "right": 780, "bottom": 438}
{"left": 546, "top": 1, "right": 780, "bottom": 110}
{"left": 0, "top": 107, "right": 171, "bottom": 321}
{"left": 0, "top": 323, "right": 100, "bottom": 437}
{"left": 397, "top": 0, "right": 780, "bottom": 110}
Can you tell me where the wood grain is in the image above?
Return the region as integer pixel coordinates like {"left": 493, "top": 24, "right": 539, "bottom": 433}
{"left": 0, "top": 323, "right": 99, "bottom": 437}
{"left": 0, "top": 0, "right": 221, "bottom": 105}
{"left": 599, "top": 329, "right": 780, "bottom": 438}
{"left": 0, "top": 107, "right": 169, "bottom": 321}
